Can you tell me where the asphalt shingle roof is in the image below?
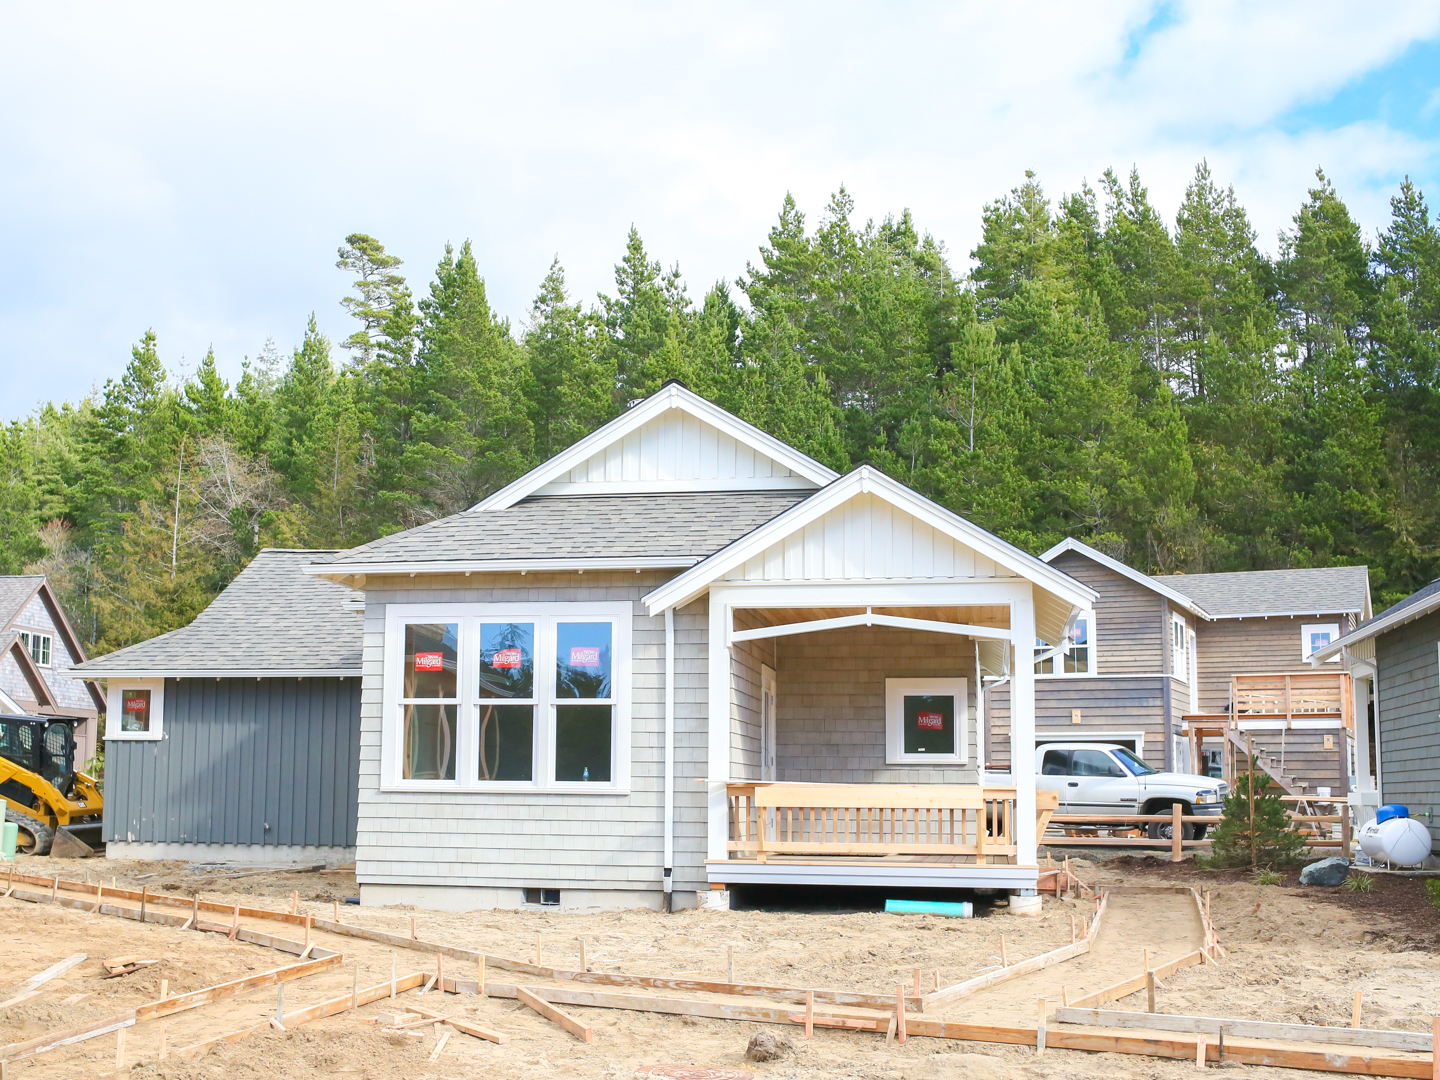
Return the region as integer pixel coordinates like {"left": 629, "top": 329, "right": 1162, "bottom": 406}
{"left": 70, "top": 550, "right": 362, "bottom": 677}
{"left": 1151, "top": 565, "right": 1371, "bottom": 617}
{"left": 322, "top": 491, "right": 814, "bottom": 568}
{"left": 0, "top": 576, "right": 44, "bottom": 629}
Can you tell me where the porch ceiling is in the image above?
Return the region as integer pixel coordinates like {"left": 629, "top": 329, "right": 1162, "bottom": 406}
{"left": 737, "top": 605, "right": 1010, "bottom": 632}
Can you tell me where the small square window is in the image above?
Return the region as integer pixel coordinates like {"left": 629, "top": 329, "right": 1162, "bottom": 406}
{"left": 1302, "top": 623, "right": 1340, "bottom": 662}
{"left": 480, "top": 623, "right": 534, "bottom": 699}
{"left": 524, "top": 888, "right": 561, "bottom": 906}
{"left": 121, "top": 690, "right": 151, "bottom": 733}
{"left": 885, "top": 678, "right": 967, "bottom": 765}
{"left": 556, "top": 622, "right": 612, "bottom": 699}
{"left": 404, "top": 623, "right": 458, "bottom": 699}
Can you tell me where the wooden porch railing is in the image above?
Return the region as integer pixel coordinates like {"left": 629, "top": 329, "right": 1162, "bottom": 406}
{"left": 726, "top": 783, "right": 1059, "bottom": 865}
{"left": 1231, "top": 672, "right": 1352, "bottom": 729}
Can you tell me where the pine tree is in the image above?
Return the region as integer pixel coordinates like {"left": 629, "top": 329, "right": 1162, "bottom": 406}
{"left": 524, "top": 259, "right": 617, "bottom": 461}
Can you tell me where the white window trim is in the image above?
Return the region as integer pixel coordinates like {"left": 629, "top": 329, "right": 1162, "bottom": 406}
{"left": 885, "top": 677, "right": 968, "bottom": 765}
{"left": 18, "top": 629, "right": 53, "bottom": 668}
{"left": 1034, "top": 610, "right": 1096, "bottom": 678}
{"left": 1302, "top": 623, "right": 1341, "bottom": 663}
{"left": 1035, "top": 729, "right": 1147, "bottom": 755}
{"left": 105, "top": 679, "right": 164, "bottom": 741}
{"left": 381, "top": 601, "right": 632, "bottom": 795}
{"left": 1171, "top": 613, "right": 1189, "bottom": 684}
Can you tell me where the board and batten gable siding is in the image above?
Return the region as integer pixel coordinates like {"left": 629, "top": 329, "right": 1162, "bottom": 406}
{"left": 774, "top": 626, "right": 980, "bottom": 783}
{"left": 103, "top": 678, "right": 360, "bottom": 848}
{"left": 986, "top": 677, "right": 1170, "bottom": 769}
{"left": 537, "top": 407, "right": 808, "bottom": 492}
{"left": 1192, "top": 614, "right": 1351, "bottom": 714}
{"left": 1375, "top": 608, "right": 1440, "bottom": 845}
{"left": 356, "top": 571, "right": 712, "bottom": 899}
{"left": 1045, "top": 550, "right": 1165, "bottom": 674}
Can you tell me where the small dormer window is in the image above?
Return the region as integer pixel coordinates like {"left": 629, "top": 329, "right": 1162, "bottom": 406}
{"left": 18, "top": 631, "right": 52, "bottom": 668}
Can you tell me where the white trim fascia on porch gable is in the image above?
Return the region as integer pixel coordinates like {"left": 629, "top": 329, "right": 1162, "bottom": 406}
{"left": 1040, "top": 537, "right": 1210, "bottom": 620}
{"left": 643, "top": 465, "right": 1097, "bottom": 618}
{"left": 468, "top": 382, "right": 840, "bottom": 513}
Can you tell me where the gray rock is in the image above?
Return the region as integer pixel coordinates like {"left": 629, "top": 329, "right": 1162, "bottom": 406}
{"left": 744, "top": 1030, "right": 794, "bottom": 1062}
{"left": 902, "top": 1052, "right": 1010, "bottom": 1080}
{"left": 1299, "top": 856, "right": 1351, "bottom": 886}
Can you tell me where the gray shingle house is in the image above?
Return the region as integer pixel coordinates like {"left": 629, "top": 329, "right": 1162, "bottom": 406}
{"left": 0, "top": 575, "right": 105, "bottom": 763}
{"left": 69, "top": 550, "right": 363, "bottom": 862}
{"left": 1313, "top": 578, "right": 1440, "bottom": 860}
{"left": 297, "top": 383, "right": 1092, "bottom": 912}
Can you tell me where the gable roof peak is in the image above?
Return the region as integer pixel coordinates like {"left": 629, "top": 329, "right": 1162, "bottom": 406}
{"left": 1040, "top": 537, "right": 1210, "bottom": 619}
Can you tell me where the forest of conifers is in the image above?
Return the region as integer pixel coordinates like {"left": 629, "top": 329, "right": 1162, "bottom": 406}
{"left": 2, "top": 164, "right": 1438, "bottom": 654}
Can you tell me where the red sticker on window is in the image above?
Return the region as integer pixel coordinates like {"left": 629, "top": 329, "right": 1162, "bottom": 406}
{"left": 492, "top": 648, "right": 522, "bottom": 669}
{"left": 124, "top": 697, "right": 148, "bottom": 713}
{"left": 569, "top": 646, "right": 601, "bottom": 667}
{"left": 414, "top": 652, "right": 444, "bottom": 671}
{"left": 916, "top": 712, "right": 944, "bottom": 730}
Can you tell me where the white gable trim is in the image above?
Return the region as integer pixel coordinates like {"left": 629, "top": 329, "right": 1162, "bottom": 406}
{"left": 643, "top": 466, "right": 1096, "bottom": 616}
{"left": 470, "top": 383, "right": 839, "bottom": 513}
{"left": 1040, "top": 537, "right": 1210, "bottom": 620}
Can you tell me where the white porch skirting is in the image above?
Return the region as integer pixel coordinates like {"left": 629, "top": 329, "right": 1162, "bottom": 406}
{"left": 708, "top": 860, "right": 1039, "bottom": 891}
{"left": 106, "top": 841, "right": 355, "bottom": 866}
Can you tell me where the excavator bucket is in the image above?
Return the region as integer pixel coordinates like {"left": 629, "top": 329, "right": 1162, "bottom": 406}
{"left": 50, "top": 826, "right": 100, "bottom": 858}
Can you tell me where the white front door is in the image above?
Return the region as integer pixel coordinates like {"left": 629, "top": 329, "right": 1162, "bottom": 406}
{"left": 1187, "top": 628, "right": 1199, "bottom": 714}
{"left": 760, "top": 664, "right": 777, "bottom": 782}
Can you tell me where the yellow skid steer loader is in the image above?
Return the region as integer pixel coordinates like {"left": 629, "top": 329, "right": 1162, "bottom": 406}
{"left": 1, "top": 714, "right": 104, "bottom": 857}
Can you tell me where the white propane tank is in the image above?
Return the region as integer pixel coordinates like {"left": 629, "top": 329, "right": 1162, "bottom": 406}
{"left": 1357, "top": 819, "right": 1386, "bottom": 859}
{"left": 1376, "top": 817, "right": 1433, "bottom": 867}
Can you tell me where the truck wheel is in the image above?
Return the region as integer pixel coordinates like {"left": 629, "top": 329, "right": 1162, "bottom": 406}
{"left": 1145, "top": 808, "right": 1197, "bottom": 842}
{"left": 4, "top": 807, "right": 55, "bottom": 855}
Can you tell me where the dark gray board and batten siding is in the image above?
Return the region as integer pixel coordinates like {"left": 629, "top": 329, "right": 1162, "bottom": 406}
{"left": 103, "top": 678, "right": 360, "bottom": 848}
{"left": 1375, "top": 608, "right": 1440, "bottom": 844}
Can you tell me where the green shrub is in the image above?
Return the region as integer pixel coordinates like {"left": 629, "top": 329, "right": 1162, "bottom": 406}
{"left": 1425, "top": 879, "right": 1440, "bottom": 910}
{"left": 1252, "top": 869, "right": 1282, "bottom": 886}
{"left": 1343, "top": 873, "right": 1376, "bottom": 893}
{"left": 1200, "top": 773, "right": 1307, "bottom": 870}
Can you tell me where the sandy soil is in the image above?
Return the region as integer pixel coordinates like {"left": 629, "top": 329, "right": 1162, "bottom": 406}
{"left": 1, "top": 852, "right": 1437, "bottom": 1080}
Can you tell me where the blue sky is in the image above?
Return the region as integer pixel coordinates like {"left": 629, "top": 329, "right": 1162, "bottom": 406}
{"left": 3, "top": 1, "right": 1438, "bottom": 418}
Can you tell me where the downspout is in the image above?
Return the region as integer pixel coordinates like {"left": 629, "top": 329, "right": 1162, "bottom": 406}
{"left": 1370, "top": 656, "right": 1383, "bottom": 807}
{"left": 663, "top": 606, "right": 675, "bottom": 913}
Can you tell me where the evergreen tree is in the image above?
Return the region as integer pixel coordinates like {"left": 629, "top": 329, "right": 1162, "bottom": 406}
{"left": 524, "top": 259, "right": 617, "bottom": 461}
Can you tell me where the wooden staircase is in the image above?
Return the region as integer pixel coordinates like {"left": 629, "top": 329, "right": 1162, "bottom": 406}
{"left": 1225, "top": 727, "right": 1305, "bottom": 796}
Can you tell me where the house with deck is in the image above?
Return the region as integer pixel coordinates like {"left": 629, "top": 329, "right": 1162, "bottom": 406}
{"left": 1312, "top": 578, "right": 1440, "bottom": 851}
{"left": 0, "top": 576, "right": 105, "bottom": 764}
{"left": 286, "top": 383, "right": 1086, "bottom": 912}
{"left": 983, "top": 539, "right": 1370, "bottom": 812}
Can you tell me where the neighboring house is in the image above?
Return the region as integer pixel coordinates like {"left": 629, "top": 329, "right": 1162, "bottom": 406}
{"left": 297, "top": 383, "right": 1092, "bottom": 912}
{"left": 984, "top": 540, "right": 1370, "bottom": 797}
{"left": 0, "top": 576, "right": 106, "bottom": 764}
{"left": 1312, "top": 578, "right": 1440, "bottom": 860}
{"left": 68, "top": 551, "right": 363, "bottom": 863}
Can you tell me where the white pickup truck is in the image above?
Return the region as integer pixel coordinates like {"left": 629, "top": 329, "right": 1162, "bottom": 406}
{"left": 1035, "top": 742, "right": 1227, "bottom": 840}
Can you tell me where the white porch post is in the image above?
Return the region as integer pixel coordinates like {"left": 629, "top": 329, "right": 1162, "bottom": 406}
{"left": 706, "top": 596, "right": 731, "bottom": 872}
{"left": 1349, "top": 661, "right": 1380, "bottom": 824}
{"left": 1008, "top": 588, "right": 1040, "bottom": 913}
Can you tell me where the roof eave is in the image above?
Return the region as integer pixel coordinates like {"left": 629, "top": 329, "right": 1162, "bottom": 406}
{"left": 1310, "top": 588, "right": 1440, "bottom": 662}
{"left": 66, "top": 668, "right": 364, "bottom": 680}
{"left": 305, "top": 556, "right": 701, "bottom": 581}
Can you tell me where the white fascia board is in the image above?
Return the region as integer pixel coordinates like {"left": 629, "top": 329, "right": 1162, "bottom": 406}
{"left": 643, "top": 466, "right": 1097, "bottom": 616}
{"left": 65, "top": 669, "right": 363, "bottom": 680}
{"left": 467, "top": 383, "right": 840, "bottom": 514}
{"left": 1310, "top": 589, "right": 1440, "bottom": 663}
{"left": 1040, "top": 537, "right": 1210, "bottom": 619}
{"left": 304, "top": 556, "right": 697, "bottom": 581}
{"left": 1209, "top": 609, "right": 1364, "bottom": 620}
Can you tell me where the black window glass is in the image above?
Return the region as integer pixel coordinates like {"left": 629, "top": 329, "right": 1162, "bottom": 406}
{"left": 555, "top": 622, "right": 612, "bottom": 699}
{"left": 1071, "top": 749, "right": 1124, "bottom": 777}
{"left": 1041, "top": 748, "right": 1071, "bottom": 775}
{"left": 404, "top": 623, "right": 458, "bottom": 699}
{"left": 902, "top": 694, "right": 955, "bottom": 755}
{"left": 478, "top": 704, "right": 534, "bottom": 781}
{"left": 479, "top": 623, "right": 534, "bottom": 699}
{"left": 555, "top": 705, "right": 612, "bottom": 782}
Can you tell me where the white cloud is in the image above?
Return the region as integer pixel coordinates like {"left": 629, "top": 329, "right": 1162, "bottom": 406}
{"left": 2, "top": 0, "right": 1438, "bottom": 414}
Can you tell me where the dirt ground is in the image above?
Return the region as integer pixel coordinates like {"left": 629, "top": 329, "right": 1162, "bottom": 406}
{"left": 1, "top": 851, "right": 1438, "bottom": 1080}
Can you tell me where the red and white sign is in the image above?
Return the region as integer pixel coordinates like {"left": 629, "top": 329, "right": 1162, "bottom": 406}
{"left": 916, "top": 712, "right": 944, "bottom": 730}
{"left": 123, "top": 696, "right": 148, "bottom": 714}
{"left": 414, "top": 652, "right": 445, "bottom": 671}
{"left": 492, "top": 648, "right": 522, "bottom": 669}
{"left": 569, "top": 646, "right": 601, "bottom": 667}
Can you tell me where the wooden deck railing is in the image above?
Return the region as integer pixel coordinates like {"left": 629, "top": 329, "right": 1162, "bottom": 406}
{"left": 1231, "top": 672, "right": 1352, "bottom": 728}
{"left": 726, "top": 783, "right": 1059, "bottom": 865}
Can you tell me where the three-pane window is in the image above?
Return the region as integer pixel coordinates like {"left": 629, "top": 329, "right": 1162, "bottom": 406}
{"left": 389, "top": 607, "right": 627, "bottom": 791}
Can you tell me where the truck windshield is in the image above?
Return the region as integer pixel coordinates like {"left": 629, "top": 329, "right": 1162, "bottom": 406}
{"left": 1113, "top": 747, "right": 1156, "bottom": 776}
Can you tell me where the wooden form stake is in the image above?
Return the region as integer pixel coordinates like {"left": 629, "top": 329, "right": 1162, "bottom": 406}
{"left": 1432, "top": 1016, "right": 1438, "bottom": 1080}
{"left": 115, "top": 1024, "right": 125, "bottom": 1068}
{"left": 140, "top": 885, "right": 147, "bottom": 922}
{"left": 1036, "top": 998, "right": 1046, "bottom": 1056}
{"left": 1147, "top": 970, "right": 1157, "bottom": 1013}
{"left": 276, "top": 983, "right": 285, "bottom": 1026}
{"left": 535, "top": 932, "right": 542, "bottom": 966}
{"left": 159, "top": 979, "right": 168, "bottom": 1000}
{"left": 727, "top": 946, "right": 734, "bottom": 983}
{"left": 895, "top": 985, "right": 906, "bottom": 1044}
{"left": 290, "top": 891, "right": 298, "bottom": 914}
{"left": 437, "top": 953, "right": 445, "bottom": 993}
{"left": 1000, "top": 935, "right": 1008, "bottom": 967}
{"left": 411, "top": 917, "right": 417, "bottom": 940}
{"left": 514, "top": 985, "right": 593, "bottom": 1043}
{"left": 352, "top": 963, "right": 360, "bottom": 1010}
{"left": 1196, "top": 1034, "right": 1207, "bottom": 1068}
{"left": 580, "top": 938, "right": 587, "bottom": 973}
{"left": 913, "top": 968, "right": 922, "bottom": 998}
{"left": 228, "top": 903, "right": 240, "bottom": 940}
{"left": 1352, "top": 991, "right": 1362, "bottom": 1030}
{"left": 391, "top": 953, "right": 397, "bottom": 998}
{"left": 804, "top": 991, "right": 814, "bottom": 1037}
{"left": 1171, "top": 804, "right": 1183, "bottom": 862}
{"left": 478, "top": 954, "right": 486, "bottom": 997}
